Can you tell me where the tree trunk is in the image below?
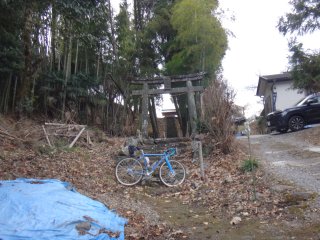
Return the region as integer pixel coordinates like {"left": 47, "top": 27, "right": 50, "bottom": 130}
{"left": 62, "top": 34, "right": 73, "bottom": 121}
{"left": 96, "top": 44, "right": 100, "bottom": 79}
{"left": 50, "top": 1, "right": 57, "bottom": 72}
{"left": 0, "top": 74, "right": 12, "bottom": 113}
{"left": 107, "top": 0, "right": 118, "bottom": 61}
{"left": 63, "top": 37, "right": 67, "bottom": 77}
{"left": 85, "top": 48, "right": 89, "bottom": 75}
{"left": 58, "top": 52, "right": 61, "bottom": 72}
{"left": 17, "top": 1, "right": 34, "bottom": 105}
{"left": 173, "top": 95, "right": 186, "bottom": 136}
{"left": 187, "top": 80, "right": 198, "bottom": 136}
{"left": 12, "top": 76, "right": 18, "bottom": 112}
{"left": 0, "top": 79, "right": 5, "bottom": 113}
{"left": 133, "top": 0, "right": 143, "bottom": 31}
{"left": 31, "top": 76, "right": 36, "bottom": 110}
{"left": 149, "top": 97, "right": 159, "bottom": 139}
{"left": 74, "top": 39, "right": 79, "bottom": 74}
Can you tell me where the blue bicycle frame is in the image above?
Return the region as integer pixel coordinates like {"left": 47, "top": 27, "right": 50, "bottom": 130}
{"left": 139, "top": 148, "right": 176, "bottom": 175}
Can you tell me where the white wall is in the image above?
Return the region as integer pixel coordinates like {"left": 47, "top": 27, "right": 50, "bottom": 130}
{"left": 274, "top": 82, "right": 306, "bottom": 110}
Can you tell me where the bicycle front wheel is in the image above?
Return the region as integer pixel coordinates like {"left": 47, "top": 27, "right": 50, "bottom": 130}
{"left": 115, "top": 158, "right": 143, "bottom": 186}
{"left": 159, "top": 160, "right": 186, "bottom": 187}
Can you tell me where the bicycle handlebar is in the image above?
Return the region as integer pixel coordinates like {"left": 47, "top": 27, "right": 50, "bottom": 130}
{"left": 165, "top": 148, "right": 176, "bottom": 157}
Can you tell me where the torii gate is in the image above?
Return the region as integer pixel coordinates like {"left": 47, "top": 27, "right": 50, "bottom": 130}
{"left": 130, "top": 72, "right": 206, "bottom": 138}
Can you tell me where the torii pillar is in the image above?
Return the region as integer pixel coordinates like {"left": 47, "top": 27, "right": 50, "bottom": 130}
{"left": 141, "top": 82, "right": 149, "bottom": 137}
{"left": 187, "top": 80, "right": 198, "bottom": 136}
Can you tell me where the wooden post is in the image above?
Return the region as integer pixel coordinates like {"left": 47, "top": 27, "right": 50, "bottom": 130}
{"left": 87, "top": 130, "right": 93, "bottom": 145}
{"left": 141, "top": 82, "right": 149, "bottom": 138}
{"left": 187, "top": 80, "right": 198, "bottom": 136}
{"left": 198, "top": 141, "right": 205, "bottom": 179}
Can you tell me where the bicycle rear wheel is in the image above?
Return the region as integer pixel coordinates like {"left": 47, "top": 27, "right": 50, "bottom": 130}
{"left": 115, "top": 158, "right": 143, "bottom": 186}
{"left": 159, "top": 160, "right": 186, "bottom": 187}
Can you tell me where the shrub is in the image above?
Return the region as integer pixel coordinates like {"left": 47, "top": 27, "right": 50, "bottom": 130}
{"left": 201, "top": 78, "right": 236, "bottom": 154}
{"left": 241, "top": 158, "right": 258, "bottom": 172}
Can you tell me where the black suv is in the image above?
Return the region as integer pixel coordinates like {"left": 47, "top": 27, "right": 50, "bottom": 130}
{"left": 266, "top": 93, "right": 320, "bottom": 133}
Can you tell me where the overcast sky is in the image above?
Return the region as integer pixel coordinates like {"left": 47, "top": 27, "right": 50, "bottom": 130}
{"left": 112, "top": 0, "right": 320, "bottom": 117}
{"left": 220, "top": 0, "right": 320, "bottom": 117}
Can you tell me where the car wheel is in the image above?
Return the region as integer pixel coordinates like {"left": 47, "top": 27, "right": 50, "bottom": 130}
{"left": 288, "top": 115, "right": 304, "bottom": 131}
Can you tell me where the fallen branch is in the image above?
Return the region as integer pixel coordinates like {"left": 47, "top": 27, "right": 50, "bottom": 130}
{"left": 0, "top": 129, "right": 24, "bottom": 142}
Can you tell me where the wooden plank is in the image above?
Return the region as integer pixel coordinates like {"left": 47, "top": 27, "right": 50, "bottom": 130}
{"left": 45, "top": 123, "right": 86, "bottom": 128}
{"left": 42, "top": 125, "right": 52, "bottom": 147}
{"left": 131, "top": 86, "right": 204, "bottom": 96}
{"left": 69, "top": 127, "right": 85, "bottom": 148}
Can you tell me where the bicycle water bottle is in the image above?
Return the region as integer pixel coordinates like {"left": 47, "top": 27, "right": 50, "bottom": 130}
{"left": 145, "top": 157, "right": 150, "bottom": 167}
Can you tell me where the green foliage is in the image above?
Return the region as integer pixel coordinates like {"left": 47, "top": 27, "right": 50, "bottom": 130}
{"left": 278, "top": 0, "right": 320, "bottom": 35}
{"left": 37, "top": 145, "right": 56, "bottom": 155}
{"left": 0, "top": 0, "right": 24, "bottom": 73}
{"left": 53, "top": 139, "right": 78, "bottom": 152}
{"left": 196, "top": 119, "right": 209, "bottom": 133}
{"left": 115, "top": 1, "right": 135, "bottom": 63}
{"left": 288, "top": 43, "right": 320, "bottom": 91}
{"left": 241, "top": 158, "right": 258, "bottom": 172}
{"left": 167, "top": 0, "right": 227, "bottom": 76}
{"left": 278, "top": 0, "right": 320, "bottom": 92}
{"left": 16, "top": 97, "right": 35, "bottom": 114}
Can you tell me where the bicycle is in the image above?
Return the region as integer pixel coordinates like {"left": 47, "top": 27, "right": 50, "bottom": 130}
{"left": 115, "top": 147, "right": 186, "bottom": 187}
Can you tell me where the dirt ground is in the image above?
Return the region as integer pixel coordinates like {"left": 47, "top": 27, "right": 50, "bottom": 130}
{"left": 247, "top": 126, "right": 320, "bottom": 198}
{"left": 1, "top": 117, "right": 320, "bottom": 239}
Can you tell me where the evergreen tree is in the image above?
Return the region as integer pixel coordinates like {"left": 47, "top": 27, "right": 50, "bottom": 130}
{"left": 278, "top": 0, "right": 320, "bottom": 92}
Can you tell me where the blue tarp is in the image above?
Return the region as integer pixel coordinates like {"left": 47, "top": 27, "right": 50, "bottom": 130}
{"left": 0, "top": 179, "right": 127, "bottom": 240}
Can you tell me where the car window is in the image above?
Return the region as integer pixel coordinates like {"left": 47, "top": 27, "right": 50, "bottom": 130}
{"left": 307, "top": 96, "right": 320, "bottom": 105}
{"left": 313, "top": 96, "right": 320, "bottom": 104}
{"left": 295, "top": 94, "right": 320, "bottom": 106}
{"left": 295, "top": 97, "right": 307, "bottom": 106}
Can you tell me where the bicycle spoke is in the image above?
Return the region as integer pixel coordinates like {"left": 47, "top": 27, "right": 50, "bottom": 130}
{"left": 159, "top": 160, "right": 186, "bottom": 187}
{"left": 115, "top": 158, "right": 143, "bottom": 186}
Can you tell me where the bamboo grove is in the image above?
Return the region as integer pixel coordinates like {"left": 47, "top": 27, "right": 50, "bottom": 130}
{"left": 0, "top": 0, "right": 228, "bottom": 136}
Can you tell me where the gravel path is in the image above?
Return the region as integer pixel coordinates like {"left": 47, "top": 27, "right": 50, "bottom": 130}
{"left": 241, "top": 130, "right": 320, "bottom": 205}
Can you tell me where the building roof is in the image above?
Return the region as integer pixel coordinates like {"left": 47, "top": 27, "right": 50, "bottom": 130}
{"left": 161, "top": 109, "right": 177, "bottom": 117}
{"left": 256, "top": 72, "right": 292, "bottom": 97}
